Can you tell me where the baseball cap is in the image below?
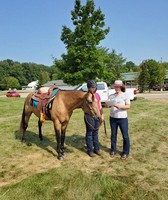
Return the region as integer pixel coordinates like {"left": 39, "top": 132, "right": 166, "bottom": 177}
{"left": 87, "top": 80, "right": 97, "bottom": 88}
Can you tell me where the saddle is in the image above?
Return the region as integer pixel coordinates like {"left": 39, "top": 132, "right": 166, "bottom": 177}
{"left": 31, "top": 85, "right": 58, "bottom": 122}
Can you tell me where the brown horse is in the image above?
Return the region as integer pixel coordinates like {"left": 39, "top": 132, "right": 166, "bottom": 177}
{"left": 20, "top": 89, "right": 101, "bottom": 160}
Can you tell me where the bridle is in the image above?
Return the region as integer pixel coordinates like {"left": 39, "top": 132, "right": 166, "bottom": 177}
{"left": 83, "top": 91, "right": 99, "bottom": 118}
{"left": 82, "top": 91, "right": 101, "bottom": 130}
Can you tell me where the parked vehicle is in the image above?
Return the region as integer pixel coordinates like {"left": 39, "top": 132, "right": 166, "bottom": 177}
{"left": 75, "top": 81, "right": 137, "bottom": 106}
{"left": 75, "top": 81, "right": 109, "bottom": 102}
{"left": 108, "top": 87, "right": 137, "bottom": 100}
{"left": 6, "top": 91, "right": 21, "bottom": 97}
{"left": 153, "top": 82, "right": 168, "bottom": 91}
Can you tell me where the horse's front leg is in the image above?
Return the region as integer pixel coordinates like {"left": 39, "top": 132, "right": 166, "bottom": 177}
{"left": 20, "top": 110, "right": 32, "bottom": 143}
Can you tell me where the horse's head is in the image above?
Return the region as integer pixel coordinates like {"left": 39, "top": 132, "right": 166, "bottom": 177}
{"left": 82, "top": 91, "right": 101, "bottom": 120}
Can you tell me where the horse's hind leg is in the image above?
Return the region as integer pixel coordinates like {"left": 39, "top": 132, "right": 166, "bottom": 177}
{"left": 20, "top": 106, "right": 32, "bottom": 142}
{"left": 38, "top": 119, "right": 43, "bottom": 141}
{"left": 22, "top": 113, "right": 32, "bottom": 142}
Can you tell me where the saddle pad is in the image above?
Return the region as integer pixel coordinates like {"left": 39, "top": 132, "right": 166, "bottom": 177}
{"left": 32, "top": 99, "right": 38, "bottom": 108}
{"left": 51, "top": 88, "right": 59, "bottom": 97}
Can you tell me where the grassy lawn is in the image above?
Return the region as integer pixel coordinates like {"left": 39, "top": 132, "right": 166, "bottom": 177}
{"left": 0, "top": 97, "right": 167, "bottom": 200}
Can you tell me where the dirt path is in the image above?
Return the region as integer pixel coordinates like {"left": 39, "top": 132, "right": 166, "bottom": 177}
{"left": 137, "top": 91, "right": 168, "bottom": 99}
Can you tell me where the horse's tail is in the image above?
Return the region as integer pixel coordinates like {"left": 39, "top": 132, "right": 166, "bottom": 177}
{"left": 20, "top": 102, "right": 27, "bottom": 133}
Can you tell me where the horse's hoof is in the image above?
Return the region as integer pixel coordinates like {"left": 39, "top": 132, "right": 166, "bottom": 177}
{"left": 61, "top": 152, "right": 65, "bottom": 156}
{"left": 58, "top": 155, "right": 64, "bottom": 160}
{"left": 27, "top": 142, "right": 32, "bottom": 146}
{"left": 22, "top": 138, "right": 26, "bottom": 143}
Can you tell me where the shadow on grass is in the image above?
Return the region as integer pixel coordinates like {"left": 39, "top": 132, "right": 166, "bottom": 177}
{"left": 65, "top": 134, "right": 111, "bottom": 155}
{"left": 14, "top": 130, "right": 110, "bottom": 157}
{"left": 14, "top": 130, "right": 86, "bottom": 156}
{"left": 15, "top": 130, "right": 58, "bottom": 157}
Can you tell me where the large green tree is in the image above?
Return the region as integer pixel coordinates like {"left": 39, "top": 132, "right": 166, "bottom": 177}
{"left": 147, "top": 59, "right": 166, "bottom": 90}
{"left": 122, "top": 61, "right": 139, "bottom": 73}
{"left": 138, "top": 62, "right": 149, "bottom": 92}
{"left": 138, "top": 59, "right": 166, "bottom": 92}
{"left": 5, "top": 77, "right": 20, "bottom": 90}
{"left": 105, "top": 49, "right": 126, "bottom": 84}
{"left": 60, "top": 0, "right": 110, "bottom": 85}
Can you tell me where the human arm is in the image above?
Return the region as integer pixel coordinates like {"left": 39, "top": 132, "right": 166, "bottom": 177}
{"left": 114, "top": 104, "right": 131, "bottom": 110}
{"left": 114, "top": 93, "right": 131, "bottom": 110}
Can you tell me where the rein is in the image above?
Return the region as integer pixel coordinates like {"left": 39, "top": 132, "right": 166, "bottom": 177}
{"left": 84, "top": 114, "right": 101, "bottom": 131}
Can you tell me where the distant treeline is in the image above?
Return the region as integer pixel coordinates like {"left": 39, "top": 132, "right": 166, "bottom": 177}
{"left": 0, "top": 59, "right": 58, "bottom": 90}
{"left": 1, "top": 58, "right": 168, "bottom": 91}
{"left": 0, "top": 58, "right": 139, "bottom": 90}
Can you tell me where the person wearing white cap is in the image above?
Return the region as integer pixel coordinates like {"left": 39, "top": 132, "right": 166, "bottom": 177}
{"left": 109, "top": 80, "right": 131, "bottom": 159}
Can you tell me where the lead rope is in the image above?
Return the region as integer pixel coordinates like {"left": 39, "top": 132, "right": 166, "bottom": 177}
{"left": 84, "top": 114, "right": 101, "bottom": 131}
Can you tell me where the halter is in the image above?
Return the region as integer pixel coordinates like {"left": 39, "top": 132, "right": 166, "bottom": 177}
{"left": 83, "top": 91, "right": 100, "bottom": 119}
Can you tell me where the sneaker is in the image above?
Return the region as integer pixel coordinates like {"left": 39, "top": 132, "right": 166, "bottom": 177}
{"left": 94, "top": 150, "right": 101, "bottom": 156}
{"left": 110, "top": 151, "right": 116, "bottom": 158}
{"left": 88, "top": 152, "right": 96, "bottom": 157}
{"left": 121, "top": 154, "right": 128, "bottom": 160}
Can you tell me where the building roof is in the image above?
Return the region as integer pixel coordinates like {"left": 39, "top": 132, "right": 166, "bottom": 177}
{"left": 27, "top": 80, "right": 38, "bottom": 87}
{"left": 42, "top": 80, "right": 77, "bottom": 90}
{"left": 42, "top": 80, "right": 65, "bottom": 86}
{"left": 122, "top": 70, "right": 168, "bottom": 81}
{"left": 121, "top": 72, "right": 138, "bottom": 81}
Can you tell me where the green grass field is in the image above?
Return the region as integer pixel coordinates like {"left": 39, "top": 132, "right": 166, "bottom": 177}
{"left": 0, "top": 97, "right": 167, "bottom": 200}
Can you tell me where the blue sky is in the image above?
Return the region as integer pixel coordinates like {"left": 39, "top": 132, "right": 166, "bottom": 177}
{"left": 0, "top": 0, "right": 168, "bottom": 66}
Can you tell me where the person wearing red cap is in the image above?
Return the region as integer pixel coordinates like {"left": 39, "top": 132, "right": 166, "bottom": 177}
{"left": 109, "top": 80, "right": 131, "bottom": 160}
{"left": 84, "top": 80, "right": 104, "bottom": 157}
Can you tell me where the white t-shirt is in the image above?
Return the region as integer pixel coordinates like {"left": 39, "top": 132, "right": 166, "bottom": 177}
{"left": 109, "top": 92, "right": 130, "bottom": 118}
